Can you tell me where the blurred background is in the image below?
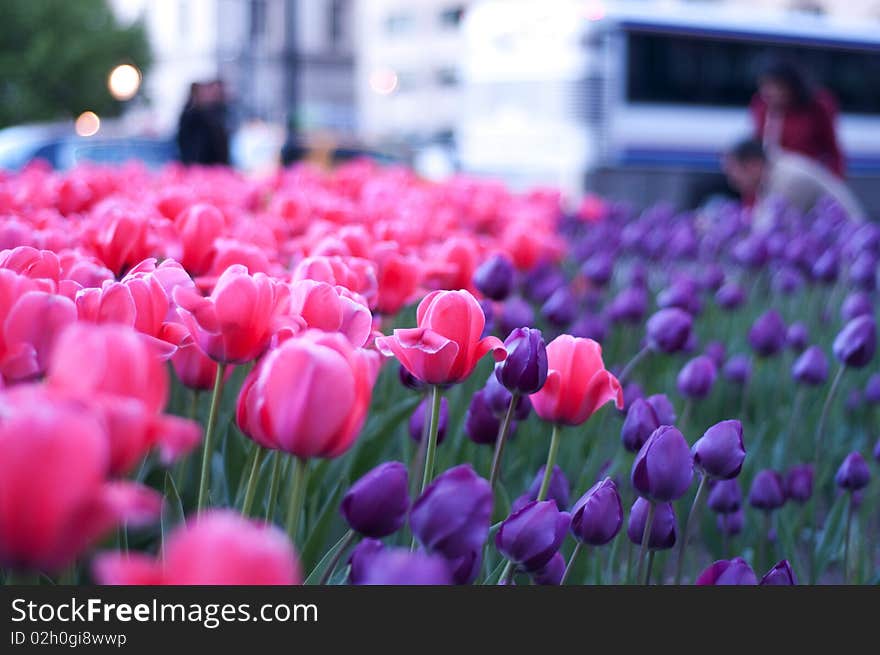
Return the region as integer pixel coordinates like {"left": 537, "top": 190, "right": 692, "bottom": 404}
{"left": 1, "top": 0, "right": 878, "bottom": 210}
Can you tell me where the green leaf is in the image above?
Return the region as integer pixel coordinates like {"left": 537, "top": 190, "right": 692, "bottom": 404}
{"left": 814, "top": 495, "right": 847, "bottom": 580}
{"left": 300, "top": 479, "right": 348, "bottom": 571}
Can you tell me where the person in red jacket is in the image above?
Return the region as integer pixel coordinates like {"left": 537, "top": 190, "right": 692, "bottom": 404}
{"left": 750, "top": 60, "right": 845, "bottom": 177}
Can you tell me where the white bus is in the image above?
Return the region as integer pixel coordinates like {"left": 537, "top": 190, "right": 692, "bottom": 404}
{"left": 459, "top": 0, "right": 880, "bottom": 208}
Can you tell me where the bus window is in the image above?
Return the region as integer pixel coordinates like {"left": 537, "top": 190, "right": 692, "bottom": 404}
{"left": 625, "top": 28, "right": 880, "bottom": 115}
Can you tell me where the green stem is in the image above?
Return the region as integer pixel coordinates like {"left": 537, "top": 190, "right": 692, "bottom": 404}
{"left": 286, "top": 457, "right": 310, "bottom": 543}
{"left": 619, "top": 345, "right": 651, "bottom": 384}
{"left": 537, "top": 424, "right": 562, "bottom": 501}
{"left": 265, "top": 450, "right": 282, "bottom": 521}
{"left": 197, "top": 363, "right": 227, "bottom": 512}
{"left": 489, "top": 392, "right": 519, "bottom": 489}
{"left": 634, "top": 500, "right": 656, "bottom": 584}
{"left": 418, "top": 385, "right": 443, "bottom": 495}
{"left": 760, "top": 511, "right": 772, "bottom": 573}
{"left": 674, "top": 473, "right": 708, "bottom": 584}
{"left": 499, "top": 560, "right": 515, "bottom": 585}
{"left": 240, "top": 446, "right": 265, "bottom": 517}
{"left": 843, "top": 495, "right": 854, "bottom": 584}
{"left": 316, "top": 529, "right": 358, "bottom": 585}
{"left": 560, "top": 542, "right": 583, "bottom": 585}
{"left": 645, "top": 550, "right": 656, "bottom": 585}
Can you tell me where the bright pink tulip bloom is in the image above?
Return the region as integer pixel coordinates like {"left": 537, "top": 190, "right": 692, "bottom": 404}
{"left": 375, "top": 289, "right": 505, "bottom": 385}
{"left": 93, "top": 510, "right": 301, "bottom": 585}
{"left": 174, "top": 203, "right": 226, "bottom": 275}
{"left": 289, "top": 279, "right": 372, "bottom": 347}
{"left": 1, "top": 290, "right": 76, "bottom": 383}
{"left": 530, "top": 335, "right": 624, "bottom": 426}
{"left": 171, "top": 340, "right": 220, "bottom": 391}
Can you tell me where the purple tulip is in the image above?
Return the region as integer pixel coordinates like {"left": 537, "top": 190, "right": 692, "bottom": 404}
{"left": 569, "top": 313, "right": 608, "bottom": 343}
{"left": 479, "top": 299, "right": 495, "bottom": 338}
{"left": 657, "top": 281, "right": 701, "bottom": 316}
{"left": 707, "top": 478, "right": 742, "bottom": 514}
{"left": 632, "top": 426, "right": 694, "bottom": 502}
{"left": 410, "top": 465, "right": 493, "bottom": 561}
{"left": 835, "top": 452, "right": 871, "bottom": 491}
{"left": 723, "top": 354, "right": 752, "bottom": 385}
{"left": 464, "top": 390, "right": 508, "bottom": 445}
{"left": 833, "top": 315, "right": 876, "bottom": 368}
{"left": 646, "top": 308, "right": 693, "bottom": 354}
{"left": 494, "top": 327, "right": 548, "bottom": 395}
{"left": 849, "top": 252, "right": 877, "bottom": 291}
{"left": 786, "top": 322, "right": 809, "bottom": 352}
{"left": 785, "top": 464, "right": 814, "bottom": 503}
{"left": 699, "top": 264, "right": 725, "bottom": 291}
{"left": 607, "top": 286, "right": 648, "bottom": 324}
{"left": 473, "top": 253, "right": 515, "bottom": 301}
{"left": 541, "top": 286, "right": 577, "bottom": 328}
{"left": 447, "top": 548, "right": 483, "bottom": 585}
{"left": 341, "top": 461, "right": 409, "bottom": 538}
{"left": 874, "top": 437, "right": 880, "bottom": 463}
{"left": 626, "top": 498, "right": 677, "bottom": 550}
{"left": 531, "top": 551, "right": 565, "bottom": 585}
{"left": 676, "top": 355, "right": 718, "bottom": 399}
{"left": 497, "top": 296, "right": 536, "bottom": 336}
{"left": 348, "top": 538, "right": 386, "bottom": 584}
{"left": 570, "top": 477, "right": 622, "bottom": 546}
{"left": 716, "top": 509, "right": 744, "bottom": 536}
{"left": 620, "top": 398, "right": 660, "bottom": 453}
{"left": 646, "top": 393, "right": 677, "bottom": 425}
{"left": 733, "top": 234, "right": 768, "bottom": 268}
{"left": 483, "top": 373, "right": 532, "bottom": 421}
{"left": 840, "top": 291, "right": 873, "bottom": 322}
{"left": 692, "top": 420, "right": 746, "bottom": 480}
{"left": 695, "top": 558, "right": 757, "bottom": 585}
{"left": 409, "top": 396, "right": 450, "bottom": 444}
{"left": 760, "top": 560, "right": 798, "bottom": 585}
{"left": 715, "top": 282, "right": 746, "bottom": 310}
{"left": 495, "top": 500, "right": 571, "bottom": 572}
{"left": 621, "top": 381, "right": 645, "bottom": 413}
{"left": 812, "top": 250, "right": 839, "bottom": 283}
{"left": 748, "top": 470, "right": 786, "bottom": 510}
{"left": 399, "top": 363, "right": 426, "bottom": 391}
{"left": 523, "top": 264, "right": 567, "bottom": 304}
{"left": 864, "top": 374, "right": 880, "bottom": 404}
{"left": 748, "top": 309, "right": 786, "bottom": 358}
{"left": 703, "top": 341, "right": 726, "bottom": 368}
{"left": 355, "top": 548, "right": 453, "bottom": 585}
{"left": 581, "top": 252, "right": 614, "bottom": 286}
{"left": 512, "top": 465, "right": 570, "bottom": 512}
{"left": 791, "top": 345, "right": 829, "bottom": 386}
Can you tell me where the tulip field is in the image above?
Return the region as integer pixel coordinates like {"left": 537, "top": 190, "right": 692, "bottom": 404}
{"left": 1, "top": 159, "right": 878, "bottom": 586}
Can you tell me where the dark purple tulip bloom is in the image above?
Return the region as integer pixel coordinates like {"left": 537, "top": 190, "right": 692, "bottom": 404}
{"left": 341, "top": 461, "right": 409, "bottom": 538}
{"left": 715, "top": 282, "right": 746, "bottom": 310}
{"left": 410, "top": 464, "right": 493, "bottom": 560}
{"left": 716, "top": 509, "right": 744, "bottom": 536}
{"left": 699, "top": 264, "right": 725, "bottom": 292}
{"left": 399, "top": 363, "right": 426, "bottom": 391}
{"left": 570, "top": 477, "right": 622, "bottom": 546}
{"left": 748, "top": 309, "right": 786, "bottom": 358}
{"left": 495, "top": 500, "right": 571, "bottom": 572}
{"left": 646, "top": 394, "right": 677, "bottom": 425}
{"left": 707, "top": 478, "right": 742, "bottom": 514}
{"left": 791, "top": 345, "right": 829, "bottom": 386}
{"left": 772, "top": 267, "right": 804, "bottom": 296}
{"left": 447, "top": 548, "right": 482, "bottom": 585}
{"left": 473, "top": 253, "right": 515, "bottom": 301}
{"left": 626, "top": 498, "right": 677, "bottom": 550}
{"left": 531, "top": 551, "right": 565, "bottom": 585}
{"left": 632, "top": 426, "right": 694, "bottom": 502}
{"left": 723, "top": 355, "right": 752, "bottom": 385}
{"left": 692, "top": 420, "right": 745, "bottom": 480}
{"left": 676, "top": 355, "right": 718, "bottom": 399}
{"left": 523, "top": 263, "right": 567, "bottom": 304}
{"left": 620, "top": 398, "right": 660, "bottom": 453}
{"left": 864, "top": 374, "right": 880, "bottom": 404}
{"left": 657, "top": 281, "right": 701, "bottom": 316}
{"left": 355, "top": 548, "right": 453, "bottom": 585}
{"left": 495, "top": 327, "right": 548, "bottom": 395}
{"left": 733, "top": 234, "right": 769, "bottom": 268}
{"left": 695, "top": 558, "right": 757, "bottom": 585}
{"left": 497, "top": 296, "right": 536, "bottom": 336}
{"left": 785, "top": 464, "right": 814, "bottom": 503}
{"left": 607, "top": 286, "right": 648, "bottom": 324}
{"left": 479, "top": 299, "right": 495, "bottom": 338}
{"left": 786, "top": 322, "right": 809, "bottom": 352}
{"left": 348, "top": 538, "right": 385, "bottom": 584}
{"left": 812, "top": 249, "right": 839, "bottom": 283}
{"left": 760, "top": 560, "right": 798, "bottom": 586}
{"left": 849, "top": 252, "right": 877, "bottom": 291}
{"left": 840, "top": 291, "right": 873, "bottom": 322}
{"left": 541, "top": 286, "right": 577, "bottom": 328}
{"left": 484, "top": 373, "right": 532, "bottom": 420}
{"left": 874, "top": 437, "right": 880, "bottom": 463}
{"left": 464, "top": 390, "right": 508, "bottom": 445}
{"left": 646, "top": 308, "right": 693, "bottom": 354}
{"left": 569, "top": 313, "right": 608, "bottom": 343}
{"left": 835, "top": 452, "right": 871, "bottom": 491}
{"left": 622, "top": 382, "right": 645, "bottom": 413}
{"left": 703, "top": 341, "right": 726, "bottom": 368}
{"left": 581, "top": 252, "right": 614, "bottom": 286}
{"left": 748, "top": 470, "right": 786, "bottom": 510}
{"left": 409, "top": 396, "right": 450, "bottom": 444}
{"left": 833, "top": 315, "right": 876, "bottom": 368}
{"left": 512, "top": 465, "right": 570, "bottom": 513}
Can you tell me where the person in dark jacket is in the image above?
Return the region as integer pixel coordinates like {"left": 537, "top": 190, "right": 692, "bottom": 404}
{"left": 177, "top": 80, "right": 230, "bottom": 166}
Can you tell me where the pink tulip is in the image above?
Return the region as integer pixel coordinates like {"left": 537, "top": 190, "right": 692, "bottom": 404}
{"left": 174, "top": 203, "right": 226, "bottom": 275}
{"left": 1, "top": 290, "right": 76, "bottom": 383}
{"left": 171, "top": 340, "right": 220, "bottom": 391}
{"left": 289, "top": 279, "right": 372, "bottom": 347}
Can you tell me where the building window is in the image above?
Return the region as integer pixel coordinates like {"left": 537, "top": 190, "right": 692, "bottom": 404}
{"left": 385, "top": 11, "right": 415, "bottom": 35}
{"left": 435, "top": 67, "right": 459, "bottom": 87}
{"left": 439, "top": 6, "right": 465, "bottom": 28}
{"left": 250, "top": 0, "right": 267, "bottom": 39}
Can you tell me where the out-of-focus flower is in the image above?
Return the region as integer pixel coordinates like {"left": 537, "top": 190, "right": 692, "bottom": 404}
{"left": 341, "top": 462, "right": 409, "bottom": 538}
{"left": 464, "top": 389, "right": 507, "bottom": 445}
{"left": 833, "top": 315, "right": 876, "bottom": 368}
{"left": 409, "top": 395, "right": 450, "bottom": 444}
{"left": 760, "top": 560, "right": 798, "bottom": 585}
{"left": 748, "top": 310, "right": 786, "bottom": 358}
{"left": 722, "top": 354, "right": 752, "bottom": 385}
{"left": 511, "top": 465, "right": 570, "bottom": 513}
{"left": 785, "top": 464, "right": 814, "bottom": 503}
{"left": 621, "top": 398, "right": 660, "bottom": 453}
{"left": 473, "top": 253, "right": 515, "bottom": 301}
{"left": 835, "top": 452, "right": 870, "bottom": 491}
{"left": 748, "top": 470, "right": 786, "bottom": 510}
{"left": 716, "top": 509, "right": 744, "bottom": 536}
{"left": 695, "top": 558, "right": 757, "bottom": 585}
{"left": 354, "top": 548, "right": 453, "bottom": 585}
{"left": 676, "top": 355, "right": 718, "bottom": 399}
{"left": 791, "top": 346, "right": 829, "bottom": 386}
{"left": 707, "top": 478, "right": 742, "bottom": 514}
{"left": 646, "top": 308, "right": 693, "bottom": 354}
{"left": 626, "top": 498, "right": 676, "bottom": 550}
{"left": 531, "top": 551, "right": 565, "bottom": 585}
{"left": 786, "top": 322, "right": 809, "bottom": 352}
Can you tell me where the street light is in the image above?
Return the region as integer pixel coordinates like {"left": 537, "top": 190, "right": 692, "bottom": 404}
{"left": 107, "top": 64, "right": 142, "bottom": 101}
{"left": 75, "top": 111, "right": 101, "bottom": 137}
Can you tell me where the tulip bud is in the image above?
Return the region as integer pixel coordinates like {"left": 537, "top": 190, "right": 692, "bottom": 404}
{"left": 707, "top": 478, "right": 742, "bottom": 514}
{"left": 581, "top": 252, "right": 614, "bottom": 286}
{"left": 531, "top": 551, "right": 565, "bottom": 585}
{"left": 399, "top": 364, "right": 427, "bottom": 391}
{"left": 494, "top": 327, "right": 548, "bottom": 395}
{"left": 812, "top": 250, "right": 839, "bottom": 283}
{"left": 716, "top": 509, "right": 744, "bottom": 536}
{"left": 840, "top": 291, "right": 873, "bottom": 322}
{"left": 722, "top": 354, "right": 752, "bottom": 385}
{"left": 703, "top": 341, "right": 726, "bottom": 368}
{"left": 607, "top": 286, "right": 647, "bottom": 324}
{"left": 791, "top": 345, "right": 829, "bottom": 386}
{"left": 676, "top": 355, "right": 717, "bottom": 399}
{"left": 874, "top": 437, "right": 880, "bottom": 463}
{"left": 692, "top": 420, "right": 745, "bottom": 480}
{"left": 715, "top": 282, "right": 746, "bottom": 310}
{"left": 632, "top": 426, "right": 694, "bottom": 502}
{"left": 497, "top": 296, "right": 536, "bottom": 336}
{"left": 512, "top": 465, "right": 570, "bottom": 512}
{"left": 464, "top": 390, "right": 509, "bottom": 445}
{"left": 748, "top": 309, "right": 786, "bottom": 358}
{"left": 626, "top": 497, "right": 676, "bottom": 550}
{"left": 835, "top": 452, "right": 870, "bottom": 491}
{"left": 541, "top": 287, "right": 577, "bottom": 328}
{"left": 833, "top": 315, "right": 876, "bottom": 368}
{"left": 355, "top": 548, "right": 453, "bottom": 585}
{"left": 483, "top": 373, "right": 532, "bottom": 420}
{"left": 473, "top": 254, "right": 515, "bottom": 301}
{"left": 646, "top": 394, "right": 677, "bottom": 425}
{"left": 760, "top": 559, "right": 798, "bottom": 585}
{"left": 621, "top": 382, "right": 645, "bottom": 412}
{"left": 569, "top": 313, "right": 608, "bottom": 343}
{"left": 340, "top": 462, "right": 409, "bottom": 538}
{"left": 570, "top": 478, "right": 622, "bottom": 546}
{"left": 620, "top": 398, "right": 660, "bottom": 453}
{"left": 646, "top": 308, "right": 693, "bottom": 354}
{"left": 864, "top": 374, "right": 880, "bottom": 404}
{"left": 786, "top": 322, "right": 809, "bottom": 352}
{"left": 409, "top": 395, "right": 449, "bottom": 445}
{"left": 348, "top": 538, "right": 384, "bottom": 584}
{"left": 495, "top": 500, "right": 570, "bottom": 572}
{"left": 748, "top": 470, "right": 786, "bottom": 510}
{"left": 785, "top": 464, "right": 813, "bottom": 503}
{"left": 849, "top": 252, "right": 877, "bottom": 291}
{"left": 695, "top": 558, "right": 757, "bottom": 585}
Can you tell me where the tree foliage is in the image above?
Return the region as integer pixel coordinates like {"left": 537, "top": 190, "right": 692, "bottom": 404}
{"left": 0, "top": 0, "right": 151, "bottom": 128}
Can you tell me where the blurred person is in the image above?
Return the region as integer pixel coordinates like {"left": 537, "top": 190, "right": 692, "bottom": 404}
{"left": 750, "top": 59, "right": 845, "bottom": 177}
{"left": 723, "top": 138, "right": 864, "bottom": 230}
{"left": 176, "top": 80, "right": 230, "bottom": 166}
